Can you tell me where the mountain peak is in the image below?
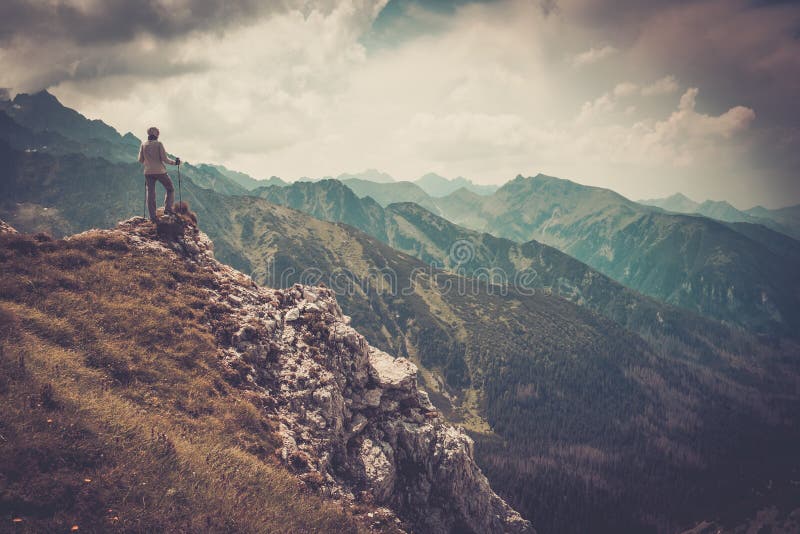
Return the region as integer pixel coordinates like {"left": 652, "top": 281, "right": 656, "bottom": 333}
{"left": 414, "top": 172, "right": 499, "bottom": 197}
{"left": 668, "top": 192, "right": 695, "bottom": 202}
{"left": 13, "top": 89, "right": 62, "bottom": 110}
{"left": 336, "top": 168, "right": 395, "bottom": 183}
{"left": 417, "top": 172, "right": 448, "bottom": 182}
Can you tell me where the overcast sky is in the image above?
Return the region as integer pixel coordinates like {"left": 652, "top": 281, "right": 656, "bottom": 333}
{"left": 1, "top": 0, "right": 798, "bottom": 208}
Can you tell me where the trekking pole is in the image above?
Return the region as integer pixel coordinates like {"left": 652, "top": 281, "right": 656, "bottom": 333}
{"left": 178, "top": 162, "right": 182, "bottom": 207}
{"left": 143, "top": 179, "right": 146, "bottom": 219}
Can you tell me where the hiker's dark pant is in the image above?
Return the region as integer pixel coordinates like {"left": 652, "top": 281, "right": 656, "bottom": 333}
{"left": 145, "top": 173, "right": 174, "bottom": 221}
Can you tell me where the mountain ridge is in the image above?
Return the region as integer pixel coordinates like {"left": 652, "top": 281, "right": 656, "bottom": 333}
{"left": 4, "top": 91, "right": 800, "bottom": 533}
{"left": 639, "top": 193, "right": 800, "bottom": 239}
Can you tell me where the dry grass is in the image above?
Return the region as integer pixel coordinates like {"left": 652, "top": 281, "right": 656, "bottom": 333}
{"left": 0, "top": 231, "right": 370, "bottom": 533}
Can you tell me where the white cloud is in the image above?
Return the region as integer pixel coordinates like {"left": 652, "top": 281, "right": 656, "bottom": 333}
{"left": 641, "top": 75, "right": 680, "bottom": 96}
{"left": 28, "top": 0, "right": 770, "bottom": 205}
{"left": 571, "top": 45, "right": 617, "bottom": 66}
{"left": 613, "top": 82, "right": 639, "bottom": 98}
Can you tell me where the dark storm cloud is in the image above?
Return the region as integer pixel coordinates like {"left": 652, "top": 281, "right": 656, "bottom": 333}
{"left": 0, "top": 0, "right": 291, "bottom": 46}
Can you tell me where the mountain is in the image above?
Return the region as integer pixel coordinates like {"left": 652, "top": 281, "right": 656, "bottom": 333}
{"left": 337, "top": 178, "right": 444, "bottom": 214}
{"left": 4, "top": 97, "right": 800, "bottom": 533}
{"left": 253, "top": 179, "right": 388, "bottom": 241}
{"left": 254, "top": 179, "right": 734, "bottom": 346}
{"left": 639, "top": 192, "right": 700, "bottom": 213}
{"left": 640, "top": 193, "right": 800, "bottom": 240}
{"left": 3, "top": 90, "right": 140, "bottom": 163}
{"left": 1, "top": 91, "right": 269, "bottom": 201}
{"left": 745, "top": 204, "right": 800, "bottom": 240}
{"left": 209, "top": 163, "right": 287, "bottom": 190}
{"left": 433, "top": 174, "right": 800, "bottom": 338}
{"left": 696, "top": 199, "right": 751, "bottom": 222}
{"left": 435, "top": 186, "right": 494, "bottom": 230}
{"left": 414, "top": 172, "right": 498, "bottom": 197}
{"left": 336, "top": 168, "right": 396, "bottom": 183}
{"left": 261, "top": 176, "right": 800, "bottom": 339}
{"left": 186, "top": 164, "right": 251, "bottom": 196}
{"left": 0, "top": 216, "right": 529, "bottom": 533}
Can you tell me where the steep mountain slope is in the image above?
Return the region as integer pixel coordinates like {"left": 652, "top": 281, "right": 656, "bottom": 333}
{"left": 414, "top": 173, "right": 498, "bottom": 197}
{"left": 2, "top": 90, "right": 141, "bottom": 163}
{"left": 0, "top": 216, "right": 531, "bottom": 533}
{"left": 339, "top": 178, "right": 444, "bottom": 215}
{"left": 4, "top": 98, "right": 800, "bottom": 533}
{"left": 209, "top": 164, "right": 285, "bottom": 190}
{"left": 186, "top": 164, "right": 250, "bottom": 196}
{"left": 249, "top": 178, "right": 795, "bottom": 346}
{"left": 746, "top": 204, "right": 800, "bottom": 239}
{"left": 433, "top": 174, "right": 800, "bottom": 337}
{"left": 639, "top": 192, "right": 700, "bottom": 213}
{"left": 0, "top": 221, "right": 367, "bottom": 533}
{"left": 5, "top": 145, "right": 800, "bottom": 531}
{"left": 639, "top": 193, "right": 799, "bottom": 239}
{"left": 0, "top": 91, "right": 257, "bottom": 200}
{"left": 253, "top": 179, "right": 389, "bottom": 241}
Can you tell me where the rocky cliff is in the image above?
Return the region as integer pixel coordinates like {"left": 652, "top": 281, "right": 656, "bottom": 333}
{"left": 99, "top": 214, "right": 531, "bottom": 534}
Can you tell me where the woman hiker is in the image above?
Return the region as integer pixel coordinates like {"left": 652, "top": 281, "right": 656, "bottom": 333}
{"left": 138, "top": 126, "right": 181, "bottom": 222}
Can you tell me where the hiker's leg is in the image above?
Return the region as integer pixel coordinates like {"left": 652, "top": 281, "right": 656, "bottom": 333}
{"left": 145, "top": 175, "right": 158, "bottom": 222}
{"left": 158, "top": 173, "right": 175, "bottom": 213}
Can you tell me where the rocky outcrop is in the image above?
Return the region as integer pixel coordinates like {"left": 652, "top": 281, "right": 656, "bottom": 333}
{"left": 0, "top": 219, "right": 18, "bottom": 234}
{"left": 89, "top": 216, "right": 532, "bottom": 534}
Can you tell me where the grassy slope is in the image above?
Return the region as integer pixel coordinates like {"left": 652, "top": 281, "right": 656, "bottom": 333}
{"left": 0, "top": 230, "right": 368, "bottom": 533}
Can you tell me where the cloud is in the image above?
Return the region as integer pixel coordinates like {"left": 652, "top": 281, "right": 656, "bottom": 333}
{"left": 0, "top": 0, "right": 292, "bottom": 46}
{"left": 1, "top": 0, "right": 795, "bottom": 207}
{"left": 591, "top": 88, "right": 756, "bottom": 168}
{"left": 403, "top": 112, "right": 531, "bottom": 160}
{"left": 613, "top": 82, "right": 639, "bottom": 97}
{"left": 670, "top": 87, "right": 756, "bottom": 140}
{"left": 641, "top": 75, "right": 679, "bottom": 95}
{"left": 571, "top": 45, "right": 617, "bottom": 66}
{"left": 578, "top": 76, "right": 680, "bottom": 122}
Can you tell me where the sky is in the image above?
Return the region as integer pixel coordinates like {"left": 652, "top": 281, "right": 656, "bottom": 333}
{"left": 0, "top": 0, "right": 798, "bottom": 208}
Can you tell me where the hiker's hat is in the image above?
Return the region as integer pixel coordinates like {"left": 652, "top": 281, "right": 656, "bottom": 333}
{"left": 147, "top": 126, "right": 159, "bottom": 137}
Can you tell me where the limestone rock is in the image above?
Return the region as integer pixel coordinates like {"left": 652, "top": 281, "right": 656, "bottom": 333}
{"left": 368, "top": 348, "right": 417, "bottom": 392}
{"left": 95, "top": 215, "right": 533, "bottom": 534}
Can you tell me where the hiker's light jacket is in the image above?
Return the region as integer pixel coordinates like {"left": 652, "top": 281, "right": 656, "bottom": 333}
{"left": 138, "top": 140, "right": 176, "bottom": 175}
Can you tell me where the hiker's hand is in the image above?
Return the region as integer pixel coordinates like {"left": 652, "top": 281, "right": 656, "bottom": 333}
{"left": 175, "top": 157, "right": 181, "bottom": 166}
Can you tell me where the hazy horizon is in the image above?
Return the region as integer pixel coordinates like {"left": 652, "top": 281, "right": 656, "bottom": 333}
{"left": 1, "top": 0, "right": 798, "bottom": 208}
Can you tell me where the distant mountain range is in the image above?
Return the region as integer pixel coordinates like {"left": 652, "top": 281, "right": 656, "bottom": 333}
{"left": 3, "top": 90, "right": 800, "bottom": 532}
{"left": 414, "top": 172, "right": 499, "bottom": 196}
{"left": 301, "top": 169, "right": 500, "bottom": 197}
{"left": 639, "top": 192, "right": 800, "bottom": 240}
{"left": 260, "top": 174, "right": 800, "bottom": 338}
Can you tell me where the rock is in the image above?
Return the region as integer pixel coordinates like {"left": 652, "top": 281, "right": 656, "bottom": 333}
{"left": 350, "top": 414, "right": 368, "bottom": 435}
{"left": 0, "top": 219, "right": 18, "bottom": 234}
{"left": 97, "top": 215, "right": 533, "bottom": 534}
{"left": 417, "top": 390, "right": 435, "bottom": 411}
{"left": 359, "top": 438, "right": 396, "bottom": 502}
{"left": 368, "top": 348, "right": 417, "bottom": 391}
{"left": 363, "top": 388, "right": 382, "bottom": 408}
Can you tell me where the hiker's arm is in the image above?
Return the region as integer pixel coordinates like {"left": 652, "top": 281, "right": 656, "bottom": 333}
{"left": 159, "top": 143, "right": 177, "bottom": 166}
{"left": 137, "top": 144, "right": 144, "bottom": 164}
